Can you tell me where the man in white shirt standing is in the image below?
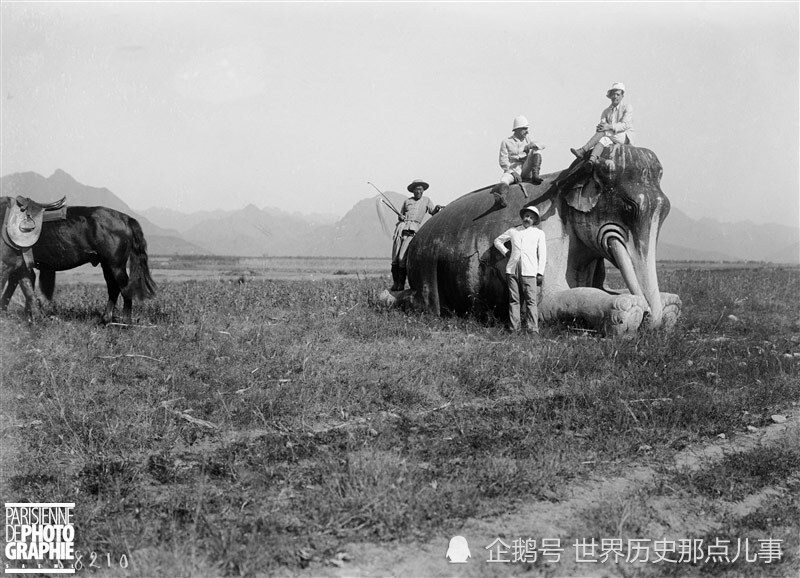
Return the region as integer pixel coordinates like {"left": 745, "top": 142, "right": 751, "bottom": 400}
{"left": 493, "top": 205, "right": 547, "bottom": 334}
{"left": 570, "top": 82, "right": 634, "bottom": 168}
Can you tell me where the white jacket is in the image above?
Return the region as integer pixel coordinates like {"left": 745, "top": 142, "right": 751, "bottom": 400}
{"left": 600, "top": 102, "right": 634, "bottom": 145}
{"left": 493, "top": 225, "right": 547, "bottom": 276}
{"left": 499, "top": 135, "right": 545, "bottom": 175}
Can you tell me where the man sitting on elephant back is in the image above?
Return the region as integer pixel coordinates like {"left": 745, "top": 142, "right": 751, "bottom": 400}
{"left": 493, "top": 116, "right": 545, "bottom": 208}
{"left": 391, "top": 179, "right": 442, "bottom": 291}
{"left": 493, "top": 205, "right": 546, "bottom": 334}
{"left": 570, "top": 82, "right": 634, "bottom": 168}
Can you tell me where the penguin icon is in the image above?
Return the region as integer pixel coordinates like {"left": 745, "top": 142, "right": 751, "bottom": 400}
{"left": 446, "top": 536, "right": 471, "bottom": 563}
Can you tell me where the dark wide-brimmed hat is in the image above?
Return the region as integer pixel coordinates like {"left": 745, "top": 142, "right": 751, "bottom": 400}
{"left": 407, "top": 179, "right": 429, "bottom": 192}
{"left": 519, "top": 205, "right": 540, "bottom": 221}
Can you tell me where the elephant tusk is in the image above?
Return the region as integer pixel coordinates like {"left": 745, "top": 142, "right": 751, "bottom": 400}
{"left": 607, "top": 234, "right": 664, "bottom": 327}
{"left": 608, "top": 237, "right": 645, "bottom": 298}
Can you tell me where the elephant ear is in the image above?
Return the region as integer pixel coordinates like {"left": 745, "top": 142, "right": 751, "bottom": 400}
{"left": 564, "top": 176, "right": 602, "bottom": 213}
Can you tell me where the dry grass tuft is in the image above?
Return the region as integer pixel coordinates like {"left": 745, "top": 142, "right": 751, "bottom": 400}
{"left": 1, "top": 264, "right": 798, "bottom": 575}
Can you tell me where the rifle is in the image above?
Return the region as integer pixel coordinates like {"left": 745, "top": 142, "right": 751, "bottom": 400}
{"left": 367, "top": 182, "right": 402, "bottom": 218}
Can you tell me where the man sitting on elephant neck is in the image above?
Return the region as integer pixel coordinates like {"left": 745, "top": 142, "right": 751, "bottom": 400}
{"left": 570, "top": 82, "right": 634, "bottom": 168}
{"left": 391, "top": 179, "right": 443, "bottom": 291}
{"left": 493, "top": 116, "right": 545, "bottom": 208}
{"left": 493, "top": 205, "right": 546, "bottom": 334}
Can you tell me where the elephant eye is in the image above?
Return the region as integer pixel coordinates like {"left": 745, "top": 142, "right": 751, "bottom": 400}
{"left": 622, "top": 198, "right": 639, "bottom": 218}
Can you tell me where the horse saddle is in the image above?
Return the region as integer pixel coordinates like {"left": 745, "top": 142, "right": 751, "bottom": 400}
{"left": 4, "top": 195, "right": 67, "bottom": 249}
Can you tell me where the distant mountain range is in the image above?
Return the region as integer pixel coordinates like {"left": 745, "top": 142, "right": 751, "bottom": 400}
{"left": 2, "top": 170, "right": 798, "bottom": 263}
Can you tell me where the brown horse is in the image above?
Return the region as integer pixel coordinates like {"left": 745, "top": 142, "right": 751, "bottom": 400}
{"left": 0, "top": 198, "right": 157, "bottom": 324}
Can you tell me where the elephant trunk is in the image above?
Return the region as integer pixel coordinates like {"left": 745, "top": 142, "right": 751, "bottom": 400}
{"left": 607, "top": 235, "right": 664, "bottom": 328}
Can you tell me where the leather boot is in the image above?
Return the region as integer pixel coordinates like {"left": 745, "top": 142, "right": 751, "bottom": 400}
{"left": 493, "top": 183, "right": 509, "bottom": 208}
{"left": 390, "top": 264, "right": 400, "bottom": 291}
{"left": 397, "top": 267, "right": 407, "bottom": 290}
{"left": 525, "top": 153, "right": 543, "bottom": 185}
{"left": 586, "top": 143, "right": 605, "bottom": 168}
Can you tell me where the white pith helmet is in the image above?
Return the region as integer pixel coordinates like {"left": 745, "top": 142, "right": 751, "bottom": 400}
{"left": 607, "top": 82, "right": 626, "bottom": 96}
{"left": 512, "top": 116, "right": 529, "bottom": 131}
{"left": 519, "top": 205, "right": 540, "bottom": 220}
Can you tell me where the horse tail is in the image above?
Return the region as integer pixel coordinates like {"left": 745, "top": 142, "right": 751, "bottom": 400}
{"left": 126, "top": 217, "right": 157, "bottom": 300}
{"left": 39, "top": 269, "right": 56, "bottom": 300}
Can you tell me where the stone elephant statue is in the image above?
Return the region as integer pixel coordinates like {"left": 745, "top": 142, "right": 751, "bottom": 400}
{"left": 382, "top": 145, "right": 681, "bottom": 337}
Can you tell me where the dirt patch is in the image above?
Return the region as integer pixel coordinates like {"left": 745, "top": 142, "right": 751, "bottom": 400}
{"left": 287, "top": 412, "right": 800, "bottom": 577}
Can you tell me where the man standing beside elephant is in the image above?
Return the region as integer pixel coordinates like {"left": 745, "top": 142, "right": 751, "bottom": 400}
{"left": 391, "top": 179, "right": 442, "bottom": 291}
{"left": 493, "top": 116, "right": 545, "bottom": 207}
{"left": 493, "top": 205, "right": 546, "bottom": 334}
{"left": 570, "top": 82, "right": 634, "bottom": 168}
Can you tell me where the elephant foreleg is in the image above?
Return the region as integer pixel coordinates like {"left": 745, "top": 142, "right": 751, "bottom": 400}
{"left": 540, "top": 287, "right": 649, "bottom": 337}
{"left": 656, "top": 292, "right": 682, "bottom": 331}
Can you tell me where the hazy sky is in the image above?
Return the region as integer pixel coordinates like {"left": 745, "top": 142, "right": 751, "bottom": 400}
{"left": 2, "top": 2, "right": 798, "bottom": 227}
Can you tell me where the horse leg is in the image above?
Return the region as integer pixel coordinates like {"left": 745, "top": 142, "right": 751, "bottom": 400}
{"left": 0, "top": 252, "right": 28, "bottom": 313}
{"left": 0, "top": 247, "right": 12, "bottom": 310}
{"left": 2, "top": 263, "right": 39, "bottom": 323}
{"left": 100, "top": 262, "right": 123, "bottom": 324}
{"left": 38, "top": 268, "right": 56, "bottom": 302}
{"left": 0, "top": 272, "right": 16, "bottom": 311}
{"left": 18, "top": 271, "right": 37, "bottom": 324}
{"left": 101, "top": 262, "right": 135, "bottom": 323}
{"left": 121, "top": 294, "right": 133, "bottom": 323}
{"left": 113, "top": 265, "right": 134, "bottom": 323}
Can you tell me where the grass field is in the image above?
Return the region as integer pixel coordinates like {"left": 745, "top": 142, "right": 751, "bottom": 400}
{"left": 1, "top": 260, "right": 798, "bottom": 577}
